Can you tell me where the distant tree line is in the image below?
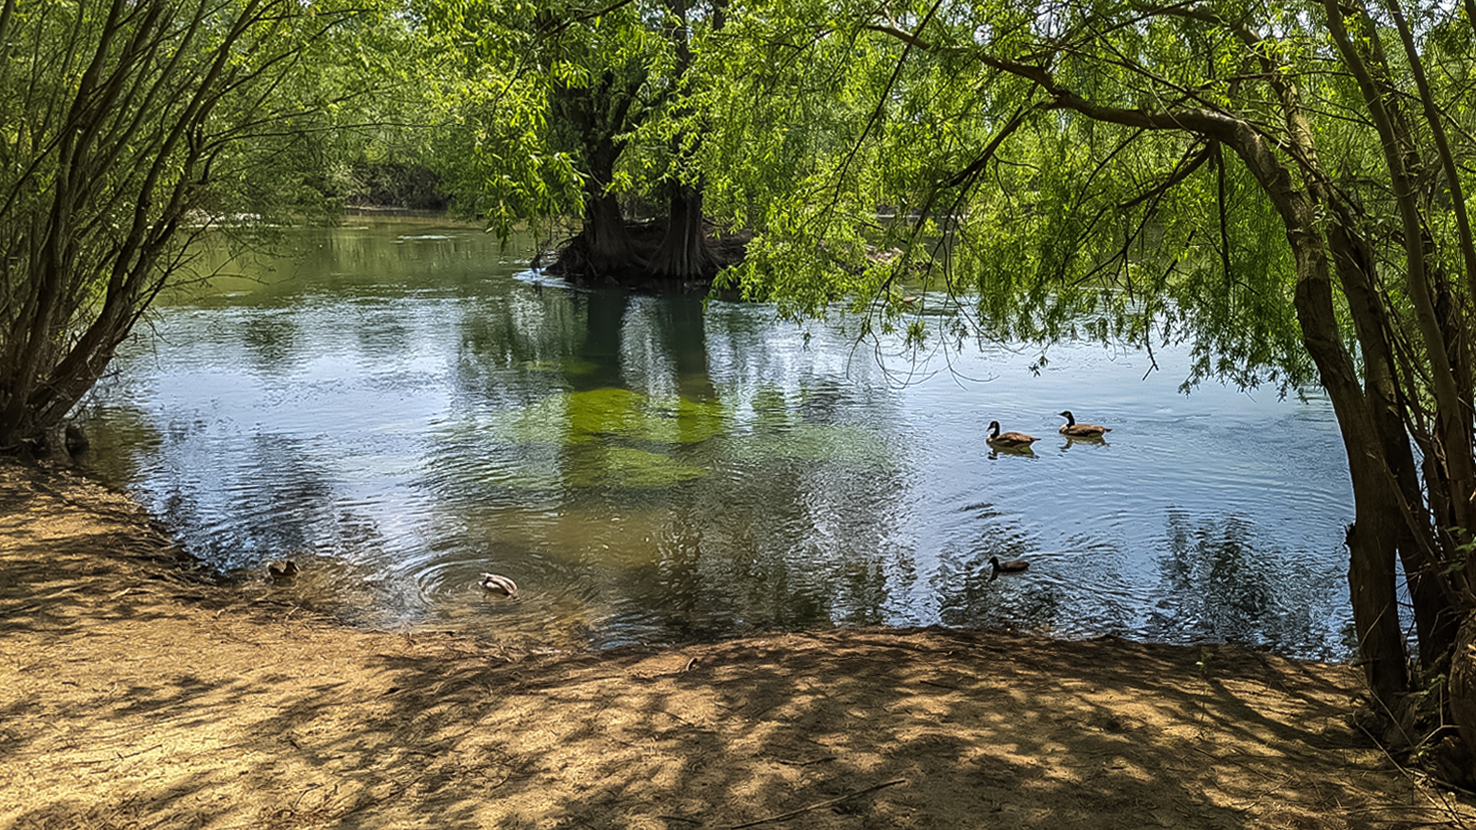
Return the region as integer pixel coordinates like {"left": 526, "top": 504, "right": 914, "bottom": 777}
{"left": 327, "top": 161, "right": 450, "bottom": 212}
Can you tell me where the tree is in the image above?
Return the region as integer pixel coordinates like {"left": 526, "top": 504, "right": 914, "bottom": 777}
{"left": 646, "top": 0, "right": 727, "bottom": 279}
{"left": 0, "top": 0, "right": 382, "bottom": 456}
{"left": 710, "top": 0, "right": 1476, "bottom": 743}
{"left": 419, "top": 0, "right": 737, "bottom": 283}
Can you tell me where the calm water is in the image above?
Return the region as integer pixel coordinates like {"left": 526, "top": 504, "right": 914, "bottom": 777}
{"left": 80, "top": 218, "right": 1356, "bottom": 659}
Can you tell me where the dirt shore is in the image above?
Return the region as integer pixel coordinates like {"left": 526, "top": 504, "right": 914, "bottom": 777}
{"left": 1, "top": 460, "right": 1470, "bottom": 829}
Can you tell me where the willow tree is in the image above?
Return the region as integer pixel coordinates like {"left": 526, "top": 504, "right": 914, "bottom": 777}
{"left": 0, "top": 0, "right": 380, "bottom": 456}
{"left": 419, "top": 0, "right": 734, "bottom": 282}
{"left": 710, "top": 0, "right": 1476, "bottom": 742}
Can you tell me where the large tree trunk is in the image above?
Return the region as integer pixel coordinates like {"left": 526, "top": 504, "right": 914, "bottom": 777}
{"left": 582, "top": 191, "right": 641, "bottom": 274}
{"left": 645, "top": 0, "right": 720, "bottom": 284}
{"left": 649, "top": 185, "right": 717, "bottom": 281}
{"left": 547, "top": 66, "right": 646, "bottom": 277}
{"left": 576, "top": 113, "right": 643, "bottom": 274}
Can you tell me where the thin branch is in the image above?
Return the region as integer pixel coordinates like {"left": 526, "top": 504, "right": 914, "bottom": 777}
{"left": 725, "top": 780, "right": 906, "bottom": 829}
{"left": 1119, "top": 140, "right": 1213, "bottom": 209}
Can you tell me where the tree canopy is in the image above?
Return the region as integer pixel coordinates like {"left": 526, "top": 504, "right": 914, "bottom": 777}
{"left": 416, "top": 0, "right": 743, "bottom": 280}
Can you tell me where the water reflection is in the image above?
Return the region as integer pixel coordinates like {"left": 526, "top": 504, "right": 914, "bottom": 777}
{"left": 243, "top": 312, "right": 299, "bottom": 370}
{"left": 1148, "top": 511, "right": 1339, "bottom": 658}
{"left": 1059, "top": 434, "right": 1109, "bottom": 451}
{"left": 80, "top": 220, "right": 1357, "bottom": 659}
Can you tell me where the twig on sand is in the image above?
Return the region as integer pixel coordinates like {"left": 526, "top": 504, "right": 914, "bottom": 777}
{"left": 725, "top": 779, "right": 906, "bottom": 829}
{"left": 1354, "top": 721, "right": 1473, "bottom": 828}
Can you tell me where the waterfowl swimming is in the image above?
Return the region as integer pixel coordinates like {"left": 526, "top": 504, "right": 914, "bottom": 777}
{"left": 989, "top": 556, "right": 1029, "bottom": 581}
{"left": 986, "top": 421, "right": 1038, "bottom": 449}
{"left": 1058, "top": 411, "right": 1111, "bottom": 437}
{"left": 479, "top": 573, "right": 519, "bottom": 598}
{"left": 267, "top": 560, "right": 298, "bottom": 582}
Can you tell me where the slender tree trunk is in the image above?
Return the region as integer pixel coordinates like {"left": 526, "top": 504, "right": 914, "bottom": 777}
{"left": 1322, "top": 4, "right": 1476, "bottom": 732}
{"left": 1327, "top": 218, "right": 1461, "bottom": 670}
{"left": 0, "top": 0, "right": 282, "bottom": 454}
{"left": 1325, "top": 0, "right": 1476, "bottom": 539}
{"left": 1283, "top": 211, "right": 1410, "bottom": 704}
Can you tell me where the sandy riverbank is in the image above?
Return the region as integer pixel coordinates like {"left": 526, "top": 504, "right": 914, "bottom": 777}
{"left": 0, "top": 460, "right": 1467, "bottom": 829}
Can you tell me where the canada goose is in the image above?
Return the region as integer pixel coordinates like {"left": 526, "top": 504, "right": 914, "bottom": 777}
{"left": 987, "top": 421, "right": 1038, "bottom": 449}
{"left": 1058, "top": 411, "right": 1111, "bottom": 437}
{"left": 479, "top": 573, "right": 519, "bottom": 598}
{"left": 267, "top": 560, "right": 298, "bottom": 582}
{"left": 989, "top": 556, "right": 1029, "bottom": 581}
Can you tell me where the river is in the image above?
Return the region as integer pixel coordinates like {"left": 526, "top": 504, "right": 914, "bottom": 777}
{"left": 79, "top": 217, "right": 1357, "bottom": 660}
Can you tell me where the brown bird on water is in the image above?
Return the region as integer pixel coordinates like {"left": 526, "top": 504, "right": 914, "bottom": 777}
{"left": 989, "top": 556, "right": 1030, "bottom": 581}
{"left": 1058, "top": 410, "right": 1111, "bottom": 438}
{"left": 987, "top": 421, "right": 1038, "bottom": 450}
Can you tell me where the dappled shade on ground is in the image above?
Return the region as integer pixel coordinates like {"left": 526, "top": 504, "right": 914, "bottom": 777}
{"left": 0, "top": 461, "right": 1466, "bottom": 829}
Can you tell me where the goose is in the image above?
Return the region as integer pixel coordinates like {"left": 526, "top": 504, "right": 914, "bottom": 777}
{"left": 267, "top": 560, "right": 298, "bottom": 582}
{"left": 480, "top": 573, "right": 519, "bottom": 598}
{"left": 986, "top": 421, "right": 1038, "bottom": 449}
{"left": 1058, "top": 411, "right": 1111, "bottom": 437}
{"left": 989, "top": 556, "right": 1029, "bottom": 581}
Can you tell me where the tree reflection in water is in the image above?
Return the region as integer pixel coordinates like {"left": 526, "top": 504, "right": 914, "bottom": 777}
{"left": 1149, "top": 511, "right": 1334, "bottom": 657}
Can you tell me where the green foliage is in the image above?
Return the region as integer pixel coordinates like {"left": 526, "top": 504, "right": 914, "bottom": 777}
{"left": 306, "top": 7, "right": 452, "bottom": 208}
{"left": 700, "top": 0, "right": 1453, "bottom": 393}
{"left": 414, "top": 0, "right": 724, "bottom": 234}
{"left": 0, "top": 0, "right": 398, "bottom": 449}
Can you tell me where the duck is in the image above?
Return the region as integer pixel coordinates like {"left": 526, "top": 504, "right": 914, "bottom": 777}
{"left": 267, "top": 560, "right": 298, "bottom": 582}
{"left": 1058, "top": 410, "right": 1111, "bottom": 437}
{"left": 479, "top": 573, "right": 519, "bottom": 598}
{"left": 986, "top": 421, "right": 1038, "bottom": 449}
{"left": 989, "top": 556, "right": 1029, "bottom": 581}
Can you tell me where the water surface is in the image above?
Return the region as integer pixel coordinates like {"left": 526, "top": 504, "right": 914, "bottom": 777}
{"left": 81, "top": 218, "right": 1356, "bottom": 659}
